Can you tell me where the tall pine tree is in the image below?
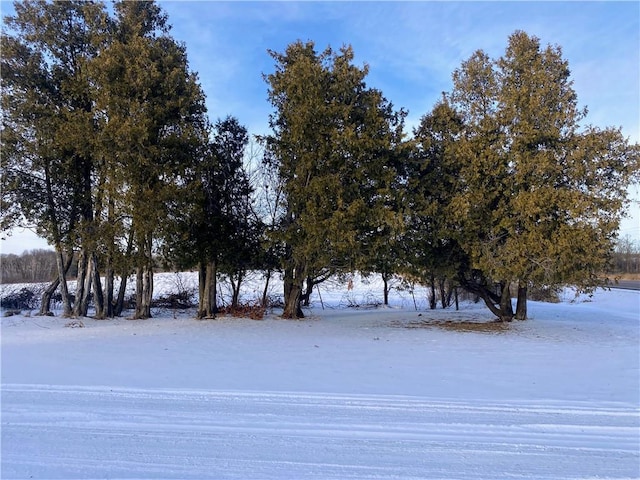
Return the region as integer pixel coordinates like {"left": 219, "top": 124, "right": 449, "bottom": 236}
{"left": 93, "top": 0, "right": 208, "bottom": 318}
{"left": 264, "top": 41, "right": 405, "bottom": 317}
{"left": 1, "top": 0, "right": 110, "bottom": 317}
{"left": 445, "top": 31, "right": 639, "bottom": 321}
{"left": 165, "top": 116, "right": 253, "bottom": 318}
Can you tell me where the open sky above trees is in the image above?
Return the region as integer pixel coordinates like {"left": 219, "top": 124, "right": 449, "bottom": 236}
{"left": 1, "top": 0, "right": 638, "bottom": 254}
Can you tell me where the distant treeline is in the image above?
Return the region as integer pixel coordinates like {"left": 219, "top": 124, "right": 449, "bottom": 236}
{"left": 0, "top": 249, "right": 63, "bottom": 284}
{"left": 609, "top": 237, "right": 640, "bottom": 275}
{"left": 0, "top": 249, "right": 172, "bottom": 284}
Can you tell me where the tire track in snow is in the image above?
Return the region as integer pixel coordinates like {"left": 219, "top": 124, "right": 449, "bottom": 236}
{"left": 2, "top": 384, "right": 639, "bottom": 479}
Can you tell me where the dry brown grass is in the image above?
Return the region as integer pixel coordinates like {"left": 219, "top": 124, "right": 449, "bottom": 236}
{"left": 392, "top": 318, "right": 513, "bottom": 334}
{"left": 608, "top": 273, "right": 640, "bottom": 281}
{"left": 220, "top": 303, "right": 266, "bottom": 320}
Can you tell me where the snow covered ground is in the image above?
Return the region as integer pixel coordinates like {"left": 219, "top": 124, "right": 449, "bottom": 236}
{"left": 1, "top": 273, "right": 639, "bottom": 479}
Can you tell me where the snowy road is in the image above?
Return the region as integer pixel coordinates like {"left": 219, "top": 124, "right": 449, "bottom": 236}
{"left": 2, "top": 384, "right": 638, "bottom": 479}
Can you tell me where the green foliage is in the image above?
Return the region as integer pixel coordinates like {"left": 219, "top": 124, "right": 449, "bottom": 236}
{"left": 2, "top": 0, "right": 210, "bottom": 318}
{"left": 94, "top": 0, "right": 208, "bottom": 248}
{"left": 436, "top": 30, "right": 639, "bottom": 319}
{"left": 1, "top": 0, "right": 109, "bottom": 250}
{"left": 96, "top": 1, "right": 209, "bottom": 318}
{"left": 166, "top": 116, "right": 256, "bottom": 270}
{"left": 406, "top": 100, "right": 466, "bottom": 285}
{"left": 264, "top": 40, "right": 406, "bottom": 316}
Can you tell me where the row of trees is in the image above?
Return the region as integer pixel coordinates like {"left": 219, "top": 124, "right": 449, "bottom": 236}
{"left": 0, "top": 249, "right": 59, "bottom": 284}
{"left": 2, "top": 1, "right": 638, "bottom": 321}
{"left": 611, "top": 235, "right": 640, "bottom": 275}
{"left": 3, "top": 1, "right": 211, "bottom": 318}
{"left": 263, "top": 35, "right": 639, "bottom": 320}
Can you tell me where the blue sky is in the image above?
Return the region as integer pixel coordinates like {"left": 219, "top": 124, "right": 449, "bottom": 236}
{"left": 1, "top": 1, "right": 639, "bottom": 252}
{"left": 158, "top": 1, "right": 640, "bottom": 139}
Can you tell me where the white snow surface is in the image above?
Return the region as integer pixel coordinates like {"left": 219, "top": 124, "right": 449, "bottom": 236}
{"left": 1, "top": 273, "right": 639, "bottom": 479}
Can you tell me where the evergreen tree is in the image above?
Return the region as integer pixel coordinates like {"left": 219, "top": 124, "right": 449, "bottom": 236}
{"left": 407, "top": 100, "right": 466, "bottom": 309}
{"left": 2, "top": 1, "right": 208, "bottom": 319}
{"left": 264, "top": 41, "right": 405, "bottom": 318}
{"left": 444, "top": 31, "right": 639, "bottom": 321}
{"left": 93, "top": 0, "right": 208, "bottom": 318}
{"left": 211, "top": 117, "right": 257, "bottom": 311}
{"left": 1, "top": 0, "right": 109, "bottom": 316}
{"left": 163, "top": 116, "right": 255, "bottom": 318}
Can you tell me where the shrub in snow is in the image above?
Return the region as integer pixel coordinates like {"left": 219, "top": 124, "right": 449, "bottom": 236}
{"left": 151, "top": 291, "right": 196, "bottom": 309}
{"left": 528, "top": 285, "right": 561, "bottom": 303}
{"left": 1, "top": 287, "right": 37, "bottom": 310}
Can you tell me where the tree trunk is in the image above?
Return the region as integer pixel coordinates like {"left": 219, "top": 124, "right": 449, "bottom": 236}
{"left": 73, "top": 249, "right": 89, "bottom": 317}
{"left": 197, "top": 262, "right": 206, "bottom": 317}
{"left": 299, "top": 270, "right": 333, "bottom": 307}
{"left": 43, "top": 160, "right": 72, "bottom": 317}
{"left": 438, "top": 278, "right": 448, "bottom": 309}
{"left": 210, "top": 262, "right": 218, "bottom": 315}
{"left": 133, "top": 235, "right": 153, "bottom": 319}
{"left": 39, "top": 251, "right": 73, "bottom": 316}
{"left": 103, "top": 263, "right": 114, "bottom": 318}
{"left": 39, "top": 276, "right": 60, "bottom": 316}
{"left": 283, "top": 283, "right": 303, "bottom": 318}
{"left": 283, "top": 263, "right": 305, "bottom": 318}
{"left": 114, "top": 227, "right": 134, "bottom": 316}
{"left": 101, "top": 197, "right": 116, "bottom": 318}
{"left": 477, "top": 284, "right": 509, "bottom": 320}
{"left": 72, "top": 248, "right": 96, "bottom": 317}
{"left": 445, "top": 280, "right": 455, "bottom": 308}
{"left": 114, "top": 274, "right": 128, "bottom": 317}
{"left": 428, "top": 275, "right": 436, "bottom": 310}
{"left": 261, "top": 269, "right": 272, "bottom": 308}
{"left": 301, "top": 275, "right": 314, "bottom": 307}
{"left": 55, "top": 248, "right": 73, "bottom": 317}
{"left": 459, "top": 272, "right": 513, "bottom": 322}
{"left": 498, "top": 281, "right": 514, "bottom": 322}
{"left": 135, "top": 267, "right": 143, "bottom": 317}
{"left": 198, "top": 260, "right": 217, "bottom": 319}
{"left": 79, "top": 253, "right": 93, "bottom": 316}
{"left": 382, "top": 272, "right": 390, "bottom": 306}
{"left": 134, "top": 264, "right": 153, "bottom": 319}
{"left": 142, "top": 265, "right": 153, "bottom": 318}
{"left": 515, "top": 283, "right": 528, "bottom": 320}
{"left": 231, "top": 269, "right": 243, "bottom": 309}
{"left": 91, "top": 253, "right": 105, "bottom": 318}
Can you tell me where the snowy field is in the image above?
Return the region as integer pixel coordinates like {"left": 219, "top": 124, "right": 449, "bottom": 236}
{"left": 1, "top": 273, "right": 639, "bottom": 479}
